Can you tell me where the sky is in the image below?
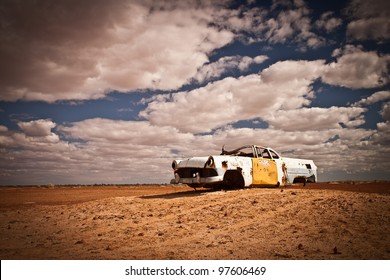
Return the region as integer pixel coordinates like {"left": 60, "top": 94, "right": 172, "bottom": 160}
{"left": 0, "top": 0, "right": 389, "bottom": 185}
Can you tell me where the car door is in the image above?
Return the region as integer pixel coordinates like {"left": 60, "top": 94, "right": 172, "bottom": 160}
{"left": 252, "top": 148, "right": 278, "bottom": 185}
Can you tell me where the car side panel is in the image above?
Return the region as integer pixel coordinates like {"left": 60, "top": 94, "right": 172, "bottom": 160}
{"left": 282, "top": 157, "right": 317, "bottom": 183}
{"left": 214, "top": 156, "right": 253, "bottom": 186}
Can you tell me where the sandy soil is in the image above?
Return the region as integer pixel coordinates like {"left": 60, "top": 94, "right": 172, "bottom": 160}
{"left": 0, "top": 182, "right": 389, "bottom": 260}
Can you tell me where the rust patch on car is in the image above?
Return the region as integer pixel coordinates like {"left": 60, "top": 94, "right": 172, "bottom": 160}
{"left": 222, "top": 161, "right": 228, "bottom": 169}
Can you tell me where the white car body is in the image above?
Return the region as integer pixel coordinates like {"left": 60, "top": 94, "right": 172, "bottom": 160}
{"left": 172, "top": 145, "right": 317, "bottom": 189}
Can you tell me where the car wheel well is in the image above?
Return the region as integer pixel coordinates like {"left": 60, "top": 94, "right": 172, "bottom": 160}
{"left": 293, "top": 175, "right": 316, "bottom": 185}
{"left": 223, "top": 170, "right": 245, "bottom": 189}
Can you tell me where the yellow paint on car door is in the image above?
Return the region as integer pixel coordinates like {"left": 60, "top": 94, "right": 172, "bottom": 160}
{"left": 252, "top": 158, "right": 278, "bottom": 185}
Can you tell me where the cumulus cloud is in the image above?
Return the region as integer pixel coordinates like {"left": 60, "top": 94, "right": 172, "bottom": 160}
{"left": 1, "top": 112, "right": 388, "bottom": 184}
{"left": 0, "top": 120, "right": 64, "bottom": 155}
{"left": 0, "top": 118, "right": 196, "bottom": 184}
{"left": 140, "top": 60, "right": 326, "bottom": 134}
{"left": 315, "top": 12, "right": 342, "bottom": 32}
{"left": 322, "top": 45, "right": 390, "bottom": 88}
{"left": 352, "top": 91, "right": 390, "bottom": 106}
{"left": 59, "top": 118, "right": 194, "bottom": 147}
{"left": 17, "top": 119, "right": 56, "bottom": 137}
{"left": 373, "top": 102, "right": 390, "bottom": 145}
{"left": 209, "top": 124, "right": 385, "bottom": 177}
{"left": 264, "top": 0, "right": 325, "bottom": 49}
{"left": 0, "top": 0, "right": 347, "bottom": 104}
{"left": 0, "top": 0, "right": 234, "bottom": 102}
{"left": 216, "top": 1, "right": 325, "bottom": 48}
{"left": 346, "top": 0, "right": 390, "bottom": 41}
{"left": 193, "top": 55, "right": 268, "bottom": 83}
{"left": 266, "top": 107, "right": 366, "bottom": 131}
{"left": 0, "top": 125, "right": 8, "bottom": 133}
{"left": 380, "top": 102, "right": 390, "bottom": 121}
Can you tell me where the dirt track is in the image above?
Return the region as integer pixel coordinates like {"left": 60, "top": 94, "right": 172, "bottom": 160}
{"left": 0, "top": 182, "right": 389, "bottom": 259}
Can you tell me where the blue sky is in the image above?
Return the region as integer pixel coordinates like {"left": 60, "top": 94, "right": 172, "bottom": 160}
{"left": 0, "top": 0, "right": 389, "bottom": 185}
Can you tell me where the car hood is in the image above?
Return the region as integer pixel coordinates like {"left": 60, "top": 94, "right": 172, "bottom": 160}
{"left": 176, "top": 156, "right": 210, "bottom": 168}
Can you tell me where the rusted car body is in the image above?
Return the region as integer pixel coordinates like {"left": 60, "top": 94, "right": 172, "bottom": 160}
{"left": 171, "top": 145, "right": 317, "bottom": 189}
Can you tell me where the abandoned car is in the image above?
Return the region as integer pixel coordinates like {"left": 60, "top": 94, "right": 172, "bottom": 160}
{"left": 171, "top": 145, "right": 317, "bottom": 189}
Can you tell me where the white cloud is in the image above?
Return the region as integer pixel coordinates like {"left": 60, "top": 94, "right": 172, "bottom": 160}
{"left": 0, "top": 118, "right": 197, "bottom": 184}
{"left": 264, "top": 1, "right": 325, "bottom": 49}
{"left": 315, "top": 12, "right": 342, "bottom": 32}
{"left": 266, "top": 107, "right": 366, "bottom": 131}
{"left": 373, "top": 102, "right": 390, "bottom": 147}
{"left": 380, "top": 102, "right": 390, "bottom": 121}
{"left": 346, "top": 0, "right": 390, "bottom": 41}
{"left": 205, "top": 0, "right": 325, "bottom": 49}
{"left": 209, "top": 125, "right": 386, "bottom": 177}
{"left": 193, "top": 55, "right": 268, "bottom": 83}
{"left": 0, "top": 0, "right": 346, "bottom": 104}
{"left": 260, "top": 59, "right": 325, "bottom": 84}
{"left": 0, "top": 125, "right": 8, "bottom": 132}
{"left": 0, "top": 120, "right": 66, "bottom": 154}
{"left": 59, "top": 118, "right": 194, "bottom": 147}
{"left": 0, "top": 1, "right": 235, "bottom": 102}
{"left": 322, "top": 45, "right": 390, "bottom": 89}
{"left": 17, "top": 119, "right": 56, "bottom": 137}
{"left": 347, "top": 18, "right": 390, "bottom": 41}
{"left": 352, "top": 91, "right": 390, "bottom": 106}
{"left": 212, "top": 6, "right": 268, "bottom": 37}
{"left": 140, "top": 60, "right": 326, "bottom": 133}
{"left": 212, "top": 126, "right": 336, "bottom": 150}
{"left": 1, "top": 112, "right": 388, "bottom": 185}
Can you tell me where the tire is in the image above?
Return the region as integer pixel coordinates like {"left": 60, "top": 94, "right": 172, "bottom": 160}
{"left": 293, "top": 177, "right": 307, "bottom": 186}
{"left": 223, "top": 170, "right": 245, "bottom": 189}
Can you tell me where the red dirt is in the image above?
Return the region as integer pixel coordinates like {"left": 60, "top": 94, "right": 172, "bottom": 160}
{"left": 0, "top": 182, "right": 389, "bottom": 260}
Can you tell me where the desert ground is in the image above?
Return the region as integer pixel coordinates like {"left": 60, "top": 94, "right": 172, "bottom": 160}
{"left": 0, "top": 182, "right": 389, "bottom": 260}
